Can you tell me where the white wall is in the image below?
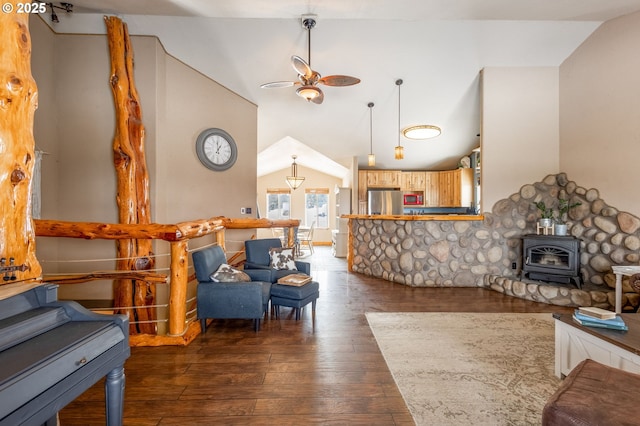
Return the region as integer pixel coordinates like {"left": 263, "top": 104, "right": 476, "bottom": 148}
{"left": 30, "top": 17, "right": 258, "bottom": 300}
{"left": 256, "top": 165, "right": 345, "bottom": 243}
{"left": 560, "top": 11, "right": 640, "bottom": 215}
{"left": 481, "top": 67, "right": 560, "bottom": 211}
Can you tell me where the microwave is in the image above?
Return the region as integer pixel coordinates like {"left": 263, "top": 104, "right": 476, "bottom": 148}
{"left": 404, "top": 193, "right": 423, "bottom": 205}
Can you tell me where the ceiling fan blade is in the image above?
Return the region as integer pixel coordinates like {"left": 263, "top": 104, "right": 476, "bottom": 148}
{"left": 318, "top": 75, "right": 361, "bottom": 87}
{"left": 260, "top": 81, "right": 297, "bottom": 89}
{"left": 291, "top": 55, "right": 313, "bottom": 79}
{"left": 311, "top": 89, "right": 324, "bottom": 104}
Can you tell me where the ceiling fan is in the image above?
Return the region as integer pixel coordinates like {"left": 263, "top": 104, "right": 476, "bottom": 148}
{"left": 260, "top": 15, "right": 361, "bottom": 105}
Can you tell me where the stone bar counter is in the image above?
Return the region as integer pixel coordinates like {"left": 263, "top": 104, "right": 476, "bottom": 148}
{"left": 343, "top": 173, "right": 640, "bottom": 312}
{"left": 343, "top": 214, "right": 487, "bottom": 287}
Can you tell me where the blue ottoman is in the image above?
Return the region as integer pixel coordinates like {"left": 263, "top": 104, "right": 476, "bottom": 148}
{"left": 270, "top": 281, "right": 319, "bottom": 320}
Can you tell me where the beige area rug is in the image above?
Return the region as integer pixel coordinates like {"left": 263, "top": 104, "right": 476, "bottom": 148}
{"left": 366, "top": 312, "right": 561, "bottom": 426}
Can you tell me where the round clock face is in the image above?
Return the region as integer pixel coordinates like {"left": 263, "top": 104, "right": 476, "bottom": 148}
{"left": 195, "top": 128, "right": 238, "bottom": 171}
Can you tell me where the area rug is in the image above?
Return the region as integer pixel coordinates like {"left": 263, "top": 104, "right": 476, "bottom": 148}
{"left": 366, "top": 312, "right": 560, "bottom": 425}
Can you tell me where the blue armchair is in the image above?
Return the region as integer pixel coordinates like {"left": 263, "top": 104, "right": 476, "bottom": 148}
{"left": 193, "top": 245, "right": 271, "bottom": 332}
{"left": 244, "top": 238, "right": 311, "bottom": 283}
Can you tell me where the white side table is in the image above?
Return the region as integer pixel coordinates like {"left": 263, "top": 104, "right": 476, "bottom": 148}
{"left": 554, "top": 313, "right": 640, "bottom": 378}
{"left": 611, "top": 265, "right": 640, "bottom": 313}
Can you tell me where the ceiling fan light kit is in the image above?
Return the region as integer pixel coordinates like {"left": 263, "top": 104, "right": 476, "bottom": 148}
{"left": 403, "top": 124, "right": 442, "bottom": 140}
{"left": 297, "top": 85, "right": 322, "bottom": 101}
{"left": 260, "top": 14, "right": 360, "bottom": 105}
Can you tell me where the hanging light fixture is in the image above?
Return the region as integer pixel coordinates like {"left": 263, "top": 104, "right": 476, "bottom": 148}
{"left": 403, "top": 124, "right": 441, "bottom": 139}
{"left": 394, "top": 79, "right": 404, "bottom": 160}
{"left": 367, "top": 102, "right": 376, "bottom": 166}
{"left": 296, "top": 85, "right": 322, "bottom": 102}
{"left": 285, "top": 155, "right": 305, "bottom": 190}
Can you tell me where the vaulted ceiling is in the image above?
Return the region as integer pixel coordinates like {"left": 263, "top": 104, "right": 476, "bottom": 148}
{"left": 46, "top": 0, "right": 640, "bottom": 176}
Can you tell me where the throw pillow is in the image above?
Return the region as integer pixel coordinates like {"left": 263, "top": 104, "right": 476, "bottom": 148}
{"left": 269, "top": 247, "right": 298, "bottom": 270}
{"left": 210, "top": 263, "right": 251, "bottom": 282}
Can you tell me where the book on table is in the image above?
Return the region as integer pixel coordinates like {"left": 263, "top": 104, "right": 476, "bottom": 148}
{"left": 572, "top": 310, "right": 628, "bottom": 331}
{"left": 277, "top": 273, "right": 312, "bottom": 286}
{"left": 577, "top": 306, "right": 616, "bottom": 320}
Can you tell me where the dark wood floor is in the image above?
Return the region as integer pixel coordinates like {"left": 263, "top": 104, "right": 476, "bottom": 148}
{"left": 60, "top": 247, "right": 573, "bottom": 425}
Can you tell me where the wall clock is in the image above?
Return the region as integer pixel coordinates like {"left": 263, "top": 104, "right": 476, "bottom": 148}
{"left": 195, "top": 128, "right": 238, "bottom": 171}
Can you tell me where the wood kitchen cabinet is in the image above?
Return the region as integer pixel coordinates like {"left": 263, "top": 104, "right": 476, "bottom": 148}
{"left": 357, "top": 170, "right": 369, "bottom": 214}
{"left": 366, "top": 170, "right": 401, "bottom": 188}
{"left": 423, "top": 172, "right": 440, "bottom": 207}
{"left": 401, "top": 171, "right": 426, "bottom": 191}
{"left": 438, "top": 168, "right": 473, "bottom": 207}
{"left": 357, "top": 168, "right": 473, "bottom": 211}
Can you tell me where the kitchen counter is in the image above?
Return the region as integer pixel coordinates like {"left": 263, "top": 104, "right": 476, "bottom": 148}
{"left": 343, "top": 214, "right": 484, "bottom": 221}
{"left": 344, "top": 214, "right": 489, "bottom": 287}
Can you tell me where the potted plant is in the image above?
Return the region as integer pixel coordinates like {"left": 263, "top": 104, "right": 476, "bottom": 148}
{"left": 554, "top": 198, "right": 581, "bottom": 236}
{"left": 534, "top": 201, "right": 554, "bottom": 228}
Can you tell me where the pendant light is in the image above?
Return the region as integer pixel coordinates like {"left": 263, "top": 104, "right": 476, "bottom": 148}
{"left": 285, "top": 155, "right": 305, "bottom": 190}
{"left": 367, "top": 102, "right": 376, "bottom": 166}
{"left": 394, "top": 79, "right": 404, "bottom": 160}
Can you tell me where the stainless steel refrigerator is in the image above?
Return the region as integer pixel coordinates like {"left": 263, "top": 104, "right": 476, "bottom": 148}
{"left": 367, "top": 189, "right": 403, "bottom": 215}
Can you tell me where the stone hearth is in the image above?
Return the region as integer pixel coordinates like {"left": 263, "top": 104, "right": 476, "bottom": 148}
{"left": 350, "top": 173, "right": 640, "bottom": 311}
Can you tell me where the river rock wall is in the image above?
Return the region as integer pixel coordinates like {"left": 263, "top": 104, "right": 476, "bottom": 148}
{"left": 350, "top": 173, "right": 640, "bottom": 310}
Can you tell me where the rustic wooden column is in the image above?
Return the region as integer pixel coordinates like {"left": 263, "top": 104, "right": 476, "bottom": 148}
{"left": 105, "top": 16, "right": 155, "bottom": 334}
{"left": 0, "top": 2, "right": 42, "bottom": 284}
{"left": 168, "top": 240, "right": 188, "bottom": 336}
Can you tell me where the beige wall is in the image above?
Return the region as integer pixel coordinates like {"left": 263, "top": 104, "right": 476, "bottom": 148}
{"left": 560, "top": 11, "right": 640, "bottom": 215}
{"left": 30, "top": 16, "right": 258, "bottom": 301}
{"left": 256, "top": 165, "right": 345, "bottom": 243}
{"left": 481, "top": 67, "right": 560, "bottom": 211}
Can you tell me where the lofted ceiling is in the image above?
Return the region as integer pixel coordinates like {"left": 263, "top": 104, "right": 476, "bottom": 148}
{"left": 43, "top": 0, "right": 640, "bottom": 177}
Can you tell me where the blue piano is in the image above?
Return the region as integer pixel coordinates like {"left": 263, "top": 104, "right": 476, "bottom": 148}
{"left": 0, "top": 284, "right": 130, "bottom": 425}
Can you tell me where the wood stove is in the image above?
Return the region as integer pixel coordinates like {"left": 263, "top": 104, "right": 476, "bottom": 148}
{"left": 522, "top": 235, "right": 582, "bottom": 288}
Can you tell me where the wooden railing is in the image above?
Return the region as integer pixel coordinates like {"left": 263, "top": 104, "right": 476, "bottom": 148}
{"left": 34, "top": 217, "right": 300, "bottom": 346}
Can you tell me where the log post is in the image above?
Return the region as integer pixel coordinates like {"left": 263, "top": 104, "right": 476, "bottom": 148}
{"left": 0, "top": 2, "right": 42, "bottom": 284}
{"left": 105, "top": 16, "right": 155, "bottom": 334}
{"left": 168, "top": 240, "right": 188, "bottom": 336}
{"left": 215, "top": 229, "right": 226, "bottom": 251}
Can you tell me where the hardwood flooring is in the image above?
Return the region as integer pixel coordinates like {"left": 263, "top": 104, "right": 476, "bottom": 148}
{"left": 59, "top": 247, "right": 573, "bottom": 425}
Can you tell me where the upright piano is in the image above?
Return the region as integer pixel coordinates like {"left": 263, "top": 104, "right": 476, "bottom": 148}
{"left": 0, "top": 284, "right": 130, "bottom": 425}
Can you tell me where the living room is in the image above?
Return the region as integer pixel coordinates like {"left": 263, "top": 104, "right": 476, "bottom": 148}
{"left": 27, "top": 3, "right": 640, "bottom": 303}
{"left": 3, "top": 1, "right": 640, "bottom": 424}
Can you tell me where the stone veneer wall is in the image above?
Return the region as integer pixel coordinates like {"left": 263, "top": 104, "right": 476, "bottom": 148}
{"left": 351, "top": 173, "right": 640, "bottom": 310}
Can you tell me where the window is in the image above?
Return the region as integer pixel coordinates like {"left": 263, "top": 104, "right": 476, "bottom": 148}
{"left": 304, "top": 188, "right": 329, "bottom": 228}
{"left": 266, "top": 188, "right": 291, "bottom": 220}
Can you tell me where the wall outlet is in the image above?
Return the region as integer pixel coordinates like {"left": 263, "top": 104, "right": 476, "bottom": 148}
{"left": 245, "top": 207, "right": 251, "bottom": 214}
{"left": 240, "top": 207, "right": 246, "bottom": 214}
{"left": 511, "top": 262, "right": 517, "bottom": 270}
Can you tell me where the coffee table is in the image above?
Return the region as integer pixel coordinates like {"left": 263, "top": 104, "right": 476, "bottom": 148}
{"left": 553, "top": 312, "right": 640, "bottom": 378}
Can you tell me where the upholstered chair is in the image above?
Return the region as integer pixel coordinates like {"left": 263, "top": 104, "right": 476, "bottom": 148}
{"left": 193, "top": 245, "right": 271, "bottom": 332}
{"left": 243, "top": 238, "right": 311, "bottom": 283}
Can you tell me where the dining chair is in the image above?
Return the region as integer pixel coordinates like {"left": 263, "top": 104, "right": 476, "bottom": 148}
{"left": 297, "top": 221, "right": 315, "bottom": 254}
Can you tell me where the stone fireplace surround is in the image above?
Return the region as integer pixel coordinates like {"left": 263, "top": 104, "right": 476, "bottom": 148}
{"left": 350, "top": 173, "right": 640, "bottom": 311}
